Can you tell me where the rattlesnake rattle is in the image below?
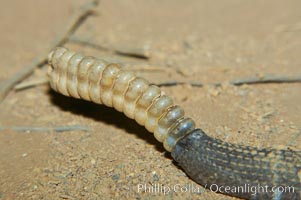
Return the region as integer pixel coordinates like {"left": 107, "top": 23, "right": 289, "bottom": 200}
{"left": 47, "top": 47, "right": 301, "bottom": 200}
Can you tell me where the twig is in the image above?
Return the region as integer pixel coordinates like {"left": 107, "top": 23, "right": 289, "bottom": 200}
{"left": 0, "top": 0, "right": 99, "bottom": 102}
{"left": 229, "top": 74, "right": 301, "bottom": 85}
{"left": 51, "top": 0, "right": 99, "bottom": 47}
{"left": 59, "top": 194, "right": 75, "bottom": 200}
{"left": 15, "top": 73, "right": 297, "bottom": 90}
{"left": 0, "top": 125, "right": 91, "bottom": 133}
{"left": 69, "top": 37, "right": 150, "bottom": 59}
{"left": 0, "top": 57, "right": 48, "bottom": 101}
{"left": 14, "top": 78, "right": 48, "bottom": 90}
{"left": 115, "top": 47, "right": 150, "bottom": 59}
{"left": 156, "top": 81, "right": 204, "bottom": 87}
{"left": 13, "top": 71, "right": 301, "bottom": 90}
{"left": 156, "top": 74, "right": 301, "bottom": 87}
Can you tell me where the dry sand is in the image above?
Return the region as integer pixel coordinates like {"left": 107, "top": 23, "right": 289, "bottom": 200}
{"left": 0, "top": 0, "right": 300, "bottom": 199}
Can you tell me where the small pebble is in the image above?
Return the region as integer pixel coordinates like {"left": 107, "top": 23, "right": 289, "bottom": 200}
{"left": 111, "top": 174, "right": 120, "bottom": 181}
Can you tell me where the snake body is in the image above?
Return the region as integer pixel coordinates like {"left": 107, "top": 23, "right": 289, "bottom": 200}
{"left": 48, "top": 47, "right": 301, "bottom": 199}
{"left": 172, "top": 129, "right": 301, "bottom": 199}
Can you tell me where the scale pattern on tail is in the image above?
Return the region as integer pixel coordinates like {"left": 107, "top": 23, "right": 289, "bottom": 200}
{"left": 172, "top": 129, "right": 301, "bottom": 199}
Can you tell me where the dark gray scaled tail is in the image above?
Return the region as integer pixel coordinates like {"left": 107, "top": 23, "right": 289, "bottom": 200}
{"left": 171, "top": 129, "right": 301, "bottom": 200}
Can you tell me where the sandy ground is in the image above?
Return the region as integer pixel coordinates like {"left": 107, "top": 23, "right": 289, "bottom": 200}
{"left": 0, "top": 0, "right": 301, "bottom": 199}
